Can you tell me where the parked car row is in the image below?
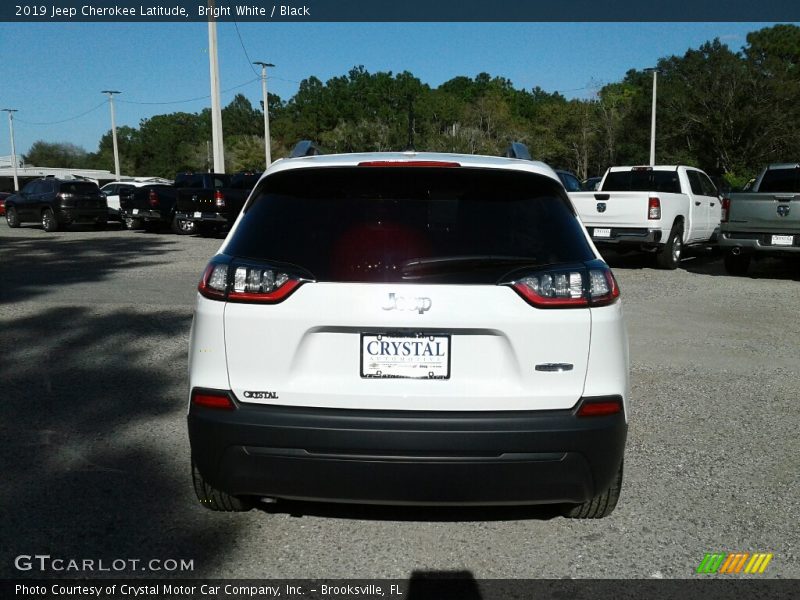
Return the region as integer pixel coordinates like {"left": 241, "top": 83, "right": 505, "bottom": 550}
{"left": 2, "top": 171, "right": 260, "bottom": 237}
{"left": 567, "top": 163, "right": 800, "bottom": 275}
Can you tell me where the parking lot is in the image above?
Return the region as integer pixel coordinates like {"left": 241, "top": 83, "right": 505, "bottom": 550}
{"left": 1, "top": 223, "right": 798, "bottom": 579}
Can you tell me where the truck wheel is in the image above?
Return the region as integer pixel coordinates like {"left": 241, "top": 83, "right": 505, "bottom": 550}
{"left": 562, "top": 460, "right": 623, "bottom": 519}
{"left": 655, "top": 223, "right": 683, "bottom": 270}
{"left": 41, "top": 208, "right": 59, "bottom": 232}
{"left": 171, "top": 215, "right": 196, "bottom": 235}
{"left": 5, "top": 206, "right": 20, "bottom": 228}
{"left": 192, "top": 460, "right": 252, "bottom": 512}
{"left": 723, "top": 252, "right": 751, "bottom": 276}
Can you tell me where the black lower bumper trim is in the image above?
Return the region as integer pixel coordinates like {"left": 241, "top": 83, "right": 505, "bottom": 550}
{"left": 188, "top": 397, "right": 627, "bottom": 506}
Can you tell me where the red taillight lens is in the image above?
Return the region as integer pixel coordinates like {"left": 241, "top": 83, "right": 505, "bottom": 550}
{"left": 648, "top": 196, "right": 661, "bottom": 220}
{"left": 576, "top": 396, "right": 623, "bottom": 417}
{"left": 721, "top": 197, "right": 730, "bottom": 223}
{"left": 198, "top": 261, "right": 306, "bottom": 303}
{"left": 510, "top": 266, "right": 619, "bottom": 308}
{"left": 214, "top": 190, "right": 225, "bottom": 209}
{"left": 191, "top": 389, "right": 235, "bottom": 410}
{"left": 357, "top": 161, "right": 461, "bottom": 168}
{"left": 149, "top": 190, "right": 159, "bottom": 207}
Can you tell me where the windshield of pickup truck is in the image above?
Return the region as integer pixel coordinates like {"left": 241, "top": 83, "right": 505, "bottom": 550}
{"left": 226, "top": 166, "right": 594, "bottom": 283}
{"left": 602, "top": 169, "right": 681, "bottom": 194}
{"left": 758, "top": 167, "right": 800, "bottom": 193}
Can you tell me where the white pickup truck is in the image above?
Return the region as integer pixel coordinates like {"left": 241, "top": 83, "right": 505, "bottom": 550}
{"left": 569, "top": 166, "right": 723, "bottom": 269}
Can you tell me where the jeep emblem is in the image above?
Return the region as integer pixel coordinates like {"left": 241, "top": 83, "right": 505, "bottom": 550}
{"left": 382, "top": 293, "right": 432, "bottom": 314}
{"left": 597, "top": 202, "right": 607, "bottom": 213}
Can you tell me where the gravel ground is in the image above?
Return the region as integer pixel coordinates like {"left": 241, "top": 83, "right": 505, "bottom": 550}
{"left": 1, "top": 223, "right": 798, "bottom": 580}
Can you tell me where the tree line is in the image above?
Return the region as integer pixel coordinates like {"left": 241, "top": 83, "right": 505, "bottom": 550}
{"left": 24, "top": 24, "right": 800, "bottom": 189}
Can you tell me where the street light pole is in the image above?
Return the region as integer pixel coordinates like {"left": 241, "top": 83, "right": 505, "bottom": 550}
{"left": 645, "top": 68, "right": 658, "bottom": 166}
{"left": 2, "top": 108, "right": 19, "bottom": 191}
{"left": 207, "top": 1, "right": 225, "bottom": 173}
{"left": 101, "top": 90, "right": 121, "bottom": 181}
{"left": 253, "top": 61, "right": 275, "bottom": 169}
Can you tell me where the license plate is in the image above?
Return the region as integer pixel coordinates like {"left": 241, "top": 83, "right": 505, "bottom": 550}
{"left": 594, "top": 228, "right": 611, "bottom": 238}
{"left": 131, "top": 209, "right": 138, "bottom": 215}
{"left": 771, "top": 234, "right": 793, "bottom": 246}
{"left": 194, "top": 211, "right": 202, "bottom": 218}
{"left": 361, "top": 334, "right": 450, "bottom": 379}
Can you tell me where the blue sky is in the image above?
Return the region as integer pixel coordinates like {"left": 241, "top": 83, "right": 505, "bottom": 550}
{"left": 0, "top": 22, "right": 790, "bottom": 158}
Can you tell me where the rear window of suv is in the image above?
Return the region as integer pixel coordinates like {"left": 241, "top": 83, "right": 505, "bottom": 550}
{"left": 58, "top": 182, "right": 99, "bottom": 194}
{"left": 224, "top": 166, "right": 594, "bottom": 283}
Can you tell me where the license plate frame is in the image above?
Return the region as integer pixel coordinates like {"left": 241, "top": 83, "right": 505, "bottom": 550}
{"left": 771, "top": 234, "right": 793, "bottom": 246}
{"left": 594, "top": 227, "right": 611, "bottom": 239}
{"left": 360, "top": 334, "right": 451, "bottom": 380}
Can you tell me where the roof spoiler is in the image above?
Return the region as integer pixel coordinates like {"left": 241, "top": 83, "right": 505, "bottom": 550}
{"left": 290, "top": 140, "right": 323, "bottom": 158}
{"left": 504, "top": 142, "right": 531, "bottom": 161}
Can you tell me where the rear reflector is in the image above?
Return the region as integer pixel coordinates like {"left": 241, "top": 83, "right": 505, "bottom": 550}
{"left": 357, "top": 160, "right": 461, "bottom": 168}
{"left": 576, "top": 397, "right": 623, "bottom": 417}
{"left": 191, "top": 390, "right": 235, "bottom": 410}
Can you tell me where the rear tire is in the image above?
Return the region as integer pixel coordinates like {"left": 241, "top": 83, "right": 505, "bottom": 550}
{"left": 562, "top": 460, "right": 623, "bottom": 519}
{"left": 655, "top": 223, "right": 683, "bottom": 270}
{"left": 723, "top": 252, "right": 751, "bottom": 276}
{"left": 171, "top": 214, "right": 196, "bottom": 235}
{"left": 41, "top": 208, "right": 59, "bottom": 232}
{"left": 6, "top": 206, "right": 20, "bottom": 228}
{"left": 192, "top": 460, "right": 252, "bottom": 512}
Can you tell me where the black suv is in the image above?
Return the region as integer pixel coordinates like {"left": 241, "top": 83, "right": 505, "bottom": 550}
{"left": 4, "top": 177, "right": 108, "bottom": 232}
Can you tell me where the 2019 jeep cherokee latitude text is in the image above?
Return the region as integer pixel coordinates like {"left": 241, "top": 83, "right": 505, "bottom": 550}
{"left": 187, "top": 152, "right": 630, "bottom": 518}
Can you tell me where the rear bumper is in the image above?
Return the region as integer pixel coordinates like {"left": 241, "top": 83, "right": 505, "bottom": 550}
{"left": 719, "top": 231, "right": 800, "bottom": 254}
{"left": 588, "top": 226, "right": 662, "bottom": 246}
{"left": 58, "top": 207, "right": 107, "bottom": 224}
{"left": 188, "top": 394, "right": 627, "bottom": 506}
{"left": 176, "top": 211, "right": 228, "bottom": 224}
{"left": 124, "top": 209, "right": 165, "bottom": 222}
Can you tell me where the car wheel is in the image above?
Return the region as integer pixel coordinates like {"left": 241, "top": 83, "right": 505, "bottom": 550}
{"left": 41, "top": 208, "right": 59, "bottom": 232}
{"left": 562, "top": 460, "right": 623, "bottom": 519}
{"left": 655, "top": 223, "right": 683, "bottom": 270}
{"left": 192, "top": 460, "right": 252, "bottom": 512}
{"left": 171, "top": 214, "right": 196, "bottom": 235}
{"left": 723, "top": 252, "right": 751, "bottom": 276}
{"left": 6, "top": 206, "right": 20, "bottom": 228}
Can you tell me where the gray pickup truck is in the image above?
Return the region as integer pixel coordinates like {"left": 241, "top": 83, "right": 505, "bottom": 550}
{"left": 719, "top": 164, "right": 800, "bottom": 275}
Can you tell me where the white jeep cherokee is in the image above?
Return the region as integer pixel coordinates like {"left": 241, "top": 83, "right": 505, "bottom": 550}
{"left": 188, "top": 148, "right": 629, "bottom": 518}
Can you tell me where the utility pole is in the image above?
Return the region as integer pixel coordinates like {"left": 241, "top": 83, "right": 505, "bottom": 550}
{"left": 645, "top": 67, "right": 658, "bottom": 166}
{"left": 1, "top": 108, "right": 19, "bottom": 191}
{"left": 253, "top": 61, "right": 274, "bottom": 168}
{"left": 207, "top": 1, "right": 225, "bottom": 173}
{"left": 101, "top": 91, "right": 121, "bottom": 180}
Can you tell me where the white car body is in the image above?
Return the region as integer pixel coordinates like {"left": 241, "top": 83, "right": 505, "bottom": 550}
{"left": 568, "top": 165, "right": 723, "bottom": 258}
{"left": 187, "top": 151, "right": 629, "bottom": 514}
{"left": 101, "top": 178, "right": 172, "bottom": 220}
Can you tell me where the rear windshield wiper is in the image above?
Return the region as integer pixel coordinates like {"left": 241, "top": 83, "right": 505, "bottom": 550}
{"left": 401, "top": 255, "right": 541, "bottom": 275}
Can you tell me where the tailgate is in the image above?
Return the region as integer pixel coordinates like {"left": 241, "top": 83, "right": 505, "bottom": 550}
{"left": 727, "top": 193, "right": 800, "bottom": 233}
{"left": 569, "top": 191, "right": 650, "bottom": 227}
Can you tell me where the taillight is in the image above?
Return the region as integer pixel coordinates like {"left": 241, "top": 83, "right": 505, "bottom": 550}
{"left": 191, "top": 389, "right": 235, "bottom": 410}
{"left": 509, "top": 265, "right": 619, "bottom": 308}
{"left": 357, "top": 161, "right": 461, "bottom": 168}
{"left": 576, "top": 396, "right": 623, "bottom": 417}
{"left": 648, "top": 196, "right": 661, "bottom": 220}
{"left": 198, "top": 260, "right": 308, "bottom": 303}
{"left": 721, "top": 197, "right": 731, "bottom": 223}
{"left": 214, "top": 190, "right": 225, "bottom": 209}
{"left": 149, "top": 189, "right": 159, "bottom": 208}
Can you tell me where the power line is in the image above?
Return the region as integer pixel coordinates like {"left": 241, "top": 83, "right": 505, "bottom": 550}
{"left": 232, "top": 19, "right": 260, "bottom": 77}
{"left": 116, "top": 78, "right": 260, "bottom": 106}
{"left": 15, "top": 101, "right": 107, "bottom": 125}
